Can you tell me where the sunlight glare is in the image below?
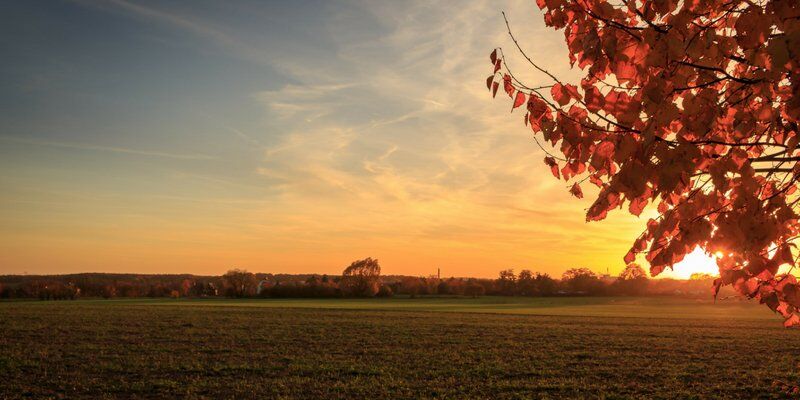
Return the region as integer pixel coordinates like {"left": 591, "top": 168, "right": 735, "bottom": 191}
{"left": 659, "top": 246, "right": 720, "bottom": 280}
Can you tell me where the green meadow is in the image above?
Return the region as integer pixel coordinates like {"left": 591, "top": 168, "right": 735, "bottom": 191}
{"left": 1, "top": 297, "right": 797, "bottom": 399}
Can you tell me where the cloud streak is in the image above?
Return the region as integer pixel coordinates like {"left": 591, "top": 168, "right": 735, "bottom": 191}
{"left": 0, "top": 135, "right": 216, "bottom": 160}
{"left": 71, "top": 0, "right": 273, "bottom": 66}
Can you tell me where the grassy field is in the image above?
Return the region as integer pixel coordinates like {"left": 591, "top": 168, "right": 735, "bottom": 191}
{"left": 1, "top": 296, "right": 798, "bottom": 399}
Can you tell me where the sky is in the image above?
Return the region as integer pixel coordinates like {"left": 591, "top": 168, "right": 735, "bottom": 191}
{"left": 0, "top": 0, "right": 676, "bottom": 278}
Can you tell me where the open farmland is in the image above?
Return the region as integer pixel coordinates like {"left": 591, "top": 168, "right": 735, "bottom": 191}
{"left": 1, "top": 297, "right": 799, "bottom": 399}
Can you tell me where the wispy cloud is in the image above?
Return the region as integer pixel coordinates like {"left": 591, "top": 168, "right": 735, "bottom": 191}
{"left": 0, "top": 135, "right": 216, "bottom": 160}
{"left": 226, "top": 127, "right": 265, "bottom": 149}
{"left": 70, "top": 0, "right": 272, "bottom": 66}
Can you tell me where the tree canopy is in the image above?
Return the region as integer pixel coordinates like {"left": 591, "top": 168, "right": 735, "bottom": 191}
{"left": 619, "top": 263, "right": 647, "bottom": 281}
{"left": 340, "top": 257, "right": 382, "bottom": 297}
{"left": 489, "top": 0, "right": 800, "bottom": 325}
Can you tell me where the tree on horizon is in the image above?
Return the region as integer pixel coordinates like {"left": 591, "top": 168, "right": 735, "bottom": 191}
{"left": 339, "top": 257, "right": 382, "bottom": 297}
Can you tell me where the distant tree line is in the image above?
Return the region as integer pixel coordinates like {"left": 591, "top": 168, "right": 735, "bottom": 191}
{"left": 0, "top": 259, "right": 730, "bottom": 300}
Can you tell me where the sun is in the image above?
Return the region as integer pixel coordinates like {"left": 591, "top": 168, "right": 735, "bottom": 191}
{"left": 658, "top": 246, "right": 720, "bottom": 280}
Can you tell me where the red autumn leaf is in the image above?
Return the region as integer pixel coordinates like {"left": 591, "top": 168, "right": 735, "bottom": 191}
{"left": 486, "top": 75, "right": 494, "bottom": 91}
{"left": 612, "top": 60, "right": 637, "bottom": 84}
{"left": 551, "top": 83, "right": 577, "bottom": 106}
{"left": 544, "top": 156, "right": 559, "bottom": 179}
{"left": 624, "top": 250, "right": 636, "bottom": 264}
{"left": 512, "top": 91, "right": 526, "bottom": 110}
{"left": 730, "top": 149, "right": 748, "bottom": 168}
{"left": 777, "top": 301, "right": 793, "bottom": 318}
{"left": 763, "top": 292, "right": 781, "bottom": 312}
{"left": 650, "top": 263, "right": 666, "bottom": 277}
{"left": 774, "top": 244, "right": 795, "bottom": 267}
{"left": 594, "top": 141, "right": 615, "bottom": 159}
{"left": 490, "top": 49, "right": 497, "bottom": 64}
{"left": 528, "top": 96, "right": 546, "bottom": 114}
{"left": 734, "top": 9, "right": 770, "bottom": 49}
{"left": 503, "top": 74, "right": 514, "bottom": 97}
{"left": 628, "top": 196, "right": 647, "bottom": 216}
{"left": 583, "top": 86, "right": 604, "bottom": 113}
{"left": 784, "top": 314, "right": 800, "bottom": 328}
{"left": 569, "top": 183, "right": 583, "bottom": 198}
{"left": 784, "top": 283, "right": 800, "bottom": 307}
{"left": 561, "top": 161, "right": 586, "bottom": 181}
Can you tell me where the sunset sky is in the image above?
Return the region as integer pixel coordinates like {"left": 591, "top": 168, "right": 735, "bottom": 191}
{"left": 0, "top": 0, "right": 680, "bottom": 278}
